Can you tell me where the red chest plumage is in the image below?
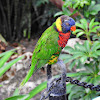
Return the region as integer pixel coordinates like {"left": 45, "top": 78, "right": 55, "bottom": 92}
{"left": 58, "top": 32, "right": 71, "bottom": 48}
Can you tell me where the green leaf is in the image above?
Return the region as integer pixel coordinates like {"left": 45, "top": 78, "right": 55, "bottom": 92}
{"left": 71, "top": 10, "right": 78, "bottom": 16}
{"left": 92, "top": 22, "right": 100, "bottom": 26}
{"left": 88, "top": 1, "right": 95, "bottom": 11}
{"left": 80, "top": 56, "right": 87, "bottom": 63}
{"left": 76, "top": 32, "right": 85, "bottom": 37}
{"left": 5, "top": 95, "right": 28, "bottom": 100}
{"left": 84, "top": 40, "right": 90, "bottom": 53}
{"left": 84, "top": 11, "right": 90, "bottom": 18}
{"left": 67, "top": 83, "right": 73, "bottom": 94}
{"left": 54, "top": 11, "right": 64, "bottom": 17}
{"left": 83, "top": 94, "right": 91, "bottom": 100}
{"left": 92, "top": 4, "right": 100, "bottom": 12}
{"left": 62, "top": 6, "right": 71, "bottom": 16}
{"left": 80, "top": 2, "right": 84, "bottom": 7}
{"left": 0, "top": 56, "right": 24, "bottom": 77}
{"left": 76, "top": 22, "right": 86, "bottom": 30}
{"left": 0, "top": 51, "right": 14, "bottom": 68}
{"left": 67, "top": 72, "right": 86, "bottom": 77}
{"left": 13, "top": 88, "right": 19, "bottom": 96}
{"left": 90, "top": 10, "right": 98, "bottom": 15}
{"left": 90, "top": 26, "right": 100, "bottom": 33}
{"left": 68, "top": 86, "right": 84, "bottom": 100}
{"left": 73, "top": 1, "right": 79, "bottom": 9}
{"left": 89, "top": 18, "right": 95, "bottom": 30}
{"left": 83, "top": 1, "right": 90, "bottom": 5}
{"left": 94, "top": 75, "right": 100, "bottom": 85}
{"left": 85, "top": 64, "right": 94, "bottom": 73}
{"left": 64, "top": 57, "right": 74, "bottom": 63}
{"left": 64, "top": 53, "right": 83, "bottom": 63}
{"left": 93, "top": 34, "right": 100, "bottom": 41}
{"left": 95, "top": 45, "right": 100, "bottom": 50}
{"left": 59, "top": 54, "right": 72, "bottom": 60}
{"left": 91, "top": 41, "right": 100, "bottom": 52}
{"left": 90, "top": 52, "right": 98, "bottom": 58}
{"left": 0, "top": 49, "right": 16, "bottom": 58}
{"left": 80, "top": 18, "right": 88, "bottom": 30}
{"left": 69, "top": 60, "right": 76, "bottom": 70}
{"left": 26, "top": 81, "right": 47, "bottom": 100}
{"left": 72, "top": 51, "right": 85, "bottom": 55}
{"left": 74, "top": 42, "right": 86, "bottom": 52}
{"left": 95, "top": 50, "right": 100, "bottom": 56}
{"left": 64, "top": 46, "right": 74, "bottom": 54}
{"left": 68, "top": 72, "right": 90, "bottom": 77}
{"left": 64, "top": 1, "right": 71, "bottom": 8}
{"left": 72, "top": 29, "right": 83, "bottom": 35}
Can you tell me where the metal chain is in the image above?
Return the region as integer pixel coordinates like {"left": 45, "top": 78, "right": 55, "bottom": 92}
{"left": 66, "top": 77, "right": 100, "bottom": 91}
{"left": 40, "top": 76, "right": 100, "bottom": 100}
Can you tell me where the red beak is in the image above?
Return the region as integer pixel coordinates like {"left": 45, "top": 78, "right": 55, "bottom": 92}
{"left": 70, "top": 25, "right": 76, "bottom": 31}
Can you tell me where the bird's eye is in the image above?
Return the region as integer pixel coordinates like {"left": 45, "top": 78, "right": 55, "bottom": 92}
{"left": 66, "top": 23, "right": 69, "bottom": 26}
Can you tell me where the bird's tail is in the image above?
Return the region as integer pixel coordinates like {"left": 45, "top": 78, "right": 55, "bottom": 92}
{"left": 20, "top": 59, "right": 37, "bottom": 88}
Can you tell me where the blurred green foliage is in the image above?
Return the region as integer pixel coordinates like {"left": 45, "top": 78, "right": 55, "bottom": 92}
{"left": 73, "top": 18, "right": 100, "bottom": 43}
{"left": 0, "top": 49, "right": 24, "bottom": 88}
{"left": 0, "top": 49, "right": 24, "bottom": 77}
{"left": 55, "top": 0, "right": 100, "bottom": 21}
{"left": 84, "top": 1, "right": 100, "bottom": 18}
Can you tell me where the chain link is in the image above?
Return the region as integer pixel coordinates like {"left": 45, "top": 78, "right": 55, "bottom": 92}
{"left": 66, "top": 77, "right": 100, "bottom": 91}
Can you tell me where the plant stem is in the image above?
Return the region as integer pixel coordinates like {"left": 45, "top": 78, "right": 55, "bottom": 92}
{"left": 86, "top": 34, "right": 92, "bottom": 44}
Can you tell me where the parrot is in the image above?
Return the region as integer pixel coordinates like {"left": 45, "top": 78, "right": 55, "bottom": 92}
{"left": 20, "top": 15, "right": 76, "bottom": 87}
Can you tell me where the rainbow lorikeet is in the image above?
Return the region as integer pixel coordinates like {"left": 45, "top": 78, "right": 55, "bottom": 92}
{"left": 21, "top": 15, "right": 76, "bottom": 86}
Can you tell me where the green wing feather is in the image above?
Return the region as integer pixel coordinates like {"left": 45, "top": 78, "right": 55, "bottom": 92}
{"left": 20, "top": 22, "right": 62, "bottom": 87}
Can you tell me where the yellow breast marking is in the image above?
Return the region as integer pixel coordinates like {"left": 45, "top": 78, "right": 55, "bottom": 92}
{"left": 48, "top": 55, "right": 58, "bottom": 65}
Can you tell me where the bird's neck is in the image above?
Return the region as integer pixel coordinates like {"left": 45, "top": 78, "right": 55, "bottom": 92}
{"left": 58, "top": 32, "right": 71, "bottom": 48}
{"left": 54, "top": 25, "right": 71, "bottom": 48}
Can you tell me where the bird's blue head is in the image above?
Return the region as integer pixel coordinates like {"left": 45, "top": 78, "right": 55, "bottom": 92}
{"left": 56, "top": 15, "right": 76, "bottom": 33}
